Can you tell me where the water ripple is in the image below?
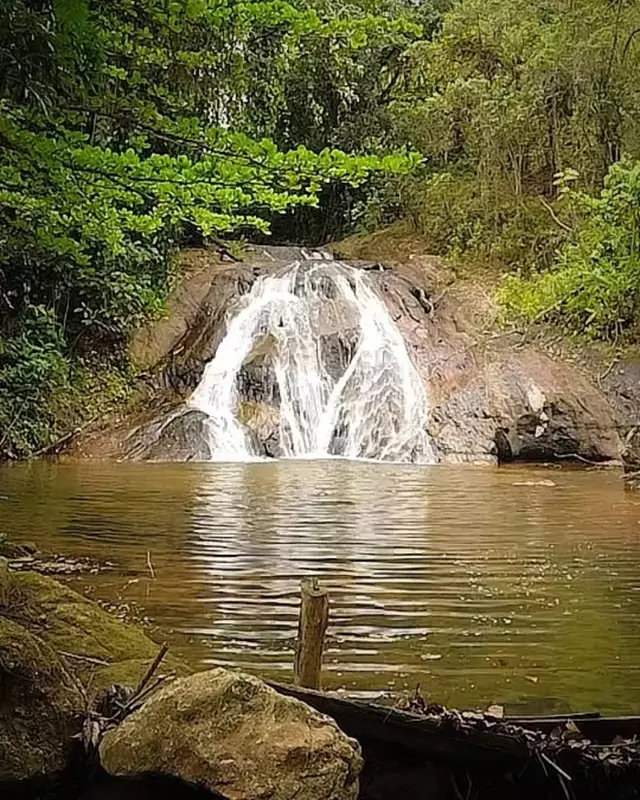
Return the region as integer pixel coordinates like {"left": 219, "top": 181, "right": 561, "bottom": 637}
{"left": 2, "top": 459, "right": 639, "bottom": 714}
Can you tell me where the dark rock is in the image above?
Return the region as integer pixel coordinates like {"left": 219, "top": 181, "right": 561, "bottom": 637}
{"left": 319, "top": 331, "right": 359, "bottom": 381}
{"left": 494, "top": 427, "right": 521, "bottom": 463}
{"left": 622, "top": 427, "right": 640, "bottom": 489}
{"left": 497, "top": 399, "right": 614, "bottom": 464}
{"left": 262, "top": 430, "right": 281, "bottom": 458}
{"left": 0, "top": 540, "right": 39, "bottom": 559}
{"left": 80, "top": 775, "right": 225, "bottom": 800}
{"left": 124, "top": 408, "right": 215, "bottom": 462}
{"left": 360, "top": 760, "right": 450, "bottom": 800}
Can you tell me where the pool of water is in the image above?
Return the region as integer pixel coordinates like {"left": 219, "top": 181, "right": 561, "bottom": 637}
{"left": 1, "top": 459, "right": 639, "bottom": 714}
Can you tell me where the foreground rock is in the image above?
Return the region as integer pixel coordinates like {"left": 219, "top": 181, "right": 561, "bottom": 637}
{"left": 0, "top": 611, "right": 83, "bottom": 782}
{"left": 0, "top": 563, "right": 187, "bottom": 784}
{"left": 100, "top": 668, "right": 363, "bottom": 800}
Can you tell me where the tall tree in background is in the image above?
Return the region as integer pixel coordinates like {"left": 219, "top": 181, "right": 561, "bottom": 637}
{"left": 386, "top": 0, "right": 640, "bottom": 265}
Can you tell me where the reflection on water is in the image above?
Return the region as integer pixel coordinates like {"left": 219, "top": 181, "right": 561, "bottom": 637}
{"left": 1, "top": 460, "right": 640, "bottom": 714}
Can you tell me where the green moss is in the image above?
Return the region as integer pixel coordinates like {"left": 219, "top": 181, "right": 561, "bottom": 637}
{"left": 8, "top": 571, "right": 188, "bottom": 692}
{"left": 0, "top": 568, "right": 191, "bottom": 782}
{"left": 0, "top": 616, "right": 83, "bottom": 782}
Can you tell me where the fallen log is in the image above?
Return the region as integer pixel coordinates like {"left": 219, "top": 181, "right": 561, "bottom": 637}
{"left": 270, "top": 682, "right": 528, "bottom": 766}
{"left": 270, "top": 682, "right": 640, "bottom": 800}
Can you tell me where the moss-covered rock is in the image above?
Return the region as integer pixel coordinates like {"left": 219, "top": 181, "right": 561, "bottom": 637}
{"left": 0, "top": 557, "right": 9, "bottom": 607}
{"left": 4, "top": 570, "right": 187, "bottom": 693}
{"left": 0, "top": 540, "right": 38, "bottom": 559}
{"left": 100, "top": 668, "right": 363, "bottom": 800}
{"left": 0, "top": 616, "right": 83, "bottom": 782}
{"left": 0, "top": 567, "right": 189, "bottom": 785}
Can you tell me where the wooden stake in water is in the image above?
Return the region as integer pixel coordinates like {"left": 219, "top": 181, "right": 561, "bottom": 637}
{"left": 294, "top": 577, "right": 329, "bottom": 690}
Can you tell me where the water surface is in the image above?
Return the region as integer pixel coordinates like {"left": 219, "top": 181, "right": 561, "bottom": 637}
{"left": 2, "top": 460, "right": 639, "bottom": 714}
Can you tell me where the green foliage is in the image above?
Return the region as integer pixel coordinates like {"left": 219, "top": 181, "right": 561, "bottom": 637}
{"left": 392, "top": 0, "right": 640, "bottom": 187}
{"left": 0, "top": 0, "right": 421, "bottom": 458}
{"left": 0, "top": 307, "right": 69, "bottom": 457}
{"left": 500, "top": 160, "right": 640, "bottom": 340}
{"left": 392, "top": 169, "right": 566, "bottom": 270}
{"left": 7, "top": 0, "right": 640, "bottom": 459}
{"left": 372, "top": 0, "right": 640, "bottom": 339}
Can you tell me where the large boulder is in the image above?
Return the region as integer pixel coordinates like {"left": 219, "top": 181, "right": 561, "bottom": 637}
{"left": 123, "top": 407, "right": 215, "bottom": 462}
{"left": 100, "top": 669, "right": 363, "bottom": 800}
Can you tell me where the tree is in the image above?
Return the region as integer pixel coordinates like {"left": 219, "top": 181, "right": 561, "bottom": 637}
{"left": 385, "top": 0, "right": 640, "bottom": 271}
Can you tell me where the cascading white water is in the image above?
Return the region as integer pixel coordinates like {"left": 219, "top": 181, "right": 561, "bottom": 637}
{"left": 188, "top": 260, "right": 435, "bottom": 463}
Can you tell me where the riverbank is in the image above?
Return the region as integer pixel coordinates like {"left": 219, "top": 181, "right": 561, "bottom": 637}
{"left": 4, "top": 542, "right": 640, "bottom": 800}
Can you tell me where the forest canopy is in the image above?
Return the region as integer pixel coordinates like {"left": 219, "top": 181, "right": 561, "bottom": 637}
{"left": 1, "top": 0, "right": 640, "bottom": 458}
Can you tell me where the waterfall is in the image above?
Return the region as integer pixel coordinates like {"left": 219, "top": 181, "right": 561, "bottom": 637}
{"left": 188, "top": 260, "right": 435, "bottom": 463}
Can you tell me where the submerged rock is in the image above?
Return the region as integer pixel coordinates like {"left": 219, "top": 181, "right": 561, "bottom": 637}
{"left": 100, "top": 668, "right": 363, "bottom": 800}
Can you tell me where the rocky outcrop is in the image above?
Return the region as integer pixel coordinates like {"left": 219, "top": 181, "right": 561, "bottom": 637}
{"left": 74, "top": 243, "right": 636, "bottom": 465}
{"left": 0, "top": 564, "right": 187, "bottom": 785}
{"left": 100, "top": 668, "right": 363, "bottom": 800}
{"left": 372, "top": 266, "right": 622, "bottom": 464}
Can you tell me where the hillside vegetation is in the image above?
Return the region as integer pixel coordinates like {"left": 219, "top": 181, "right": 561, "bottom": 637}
{"left": 1, "top": 0, "right": 640, "bottom": 458}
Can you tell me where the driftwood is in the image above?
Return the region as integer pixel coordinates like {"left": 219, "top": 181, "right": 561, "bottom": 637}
{"left": 79, "top": 642, "right": 173, "bottom": 754}
{"left": 271, "top": 682, "right": 528, "bottom": 765}
{"left": 270, "top": 682, "right": 640, "bottom": 799}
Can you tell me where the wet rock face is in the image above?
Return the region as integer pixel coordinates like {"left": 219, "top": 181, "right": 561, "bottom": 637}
{"left": 494, "top": 397, "right": 617, "bottom": 464}
{"left": 622, "top": 428, "right": 640, "bottom": 489}
{"left": 371, "top": 269, "right": 621, "bottom": 464}
{"left": 100, "top": 668, "right": 363, "bottom": 800}
{"left": 124, "top": 408, "right": 215, "bottom": 462}
{"left": 89, "top": 246, "right": 632, "bottom": 464}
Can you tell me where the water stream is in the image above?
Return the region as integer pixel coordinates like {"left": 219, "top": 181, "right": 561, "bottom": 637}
{"left": 188, "top": 260, "right": 434, "bottom": 462}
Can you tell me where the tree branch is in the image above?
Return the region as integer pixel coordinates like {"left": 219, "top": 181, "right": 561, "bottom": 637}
{"left": 540, "top": 196, "right": 572, "bottom": 233}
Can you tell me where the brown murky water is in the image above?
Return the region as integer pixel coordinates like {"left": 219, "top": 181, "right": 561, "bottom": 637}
{"left": 2, "top": 460, "right": 640, "bottom": 714}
